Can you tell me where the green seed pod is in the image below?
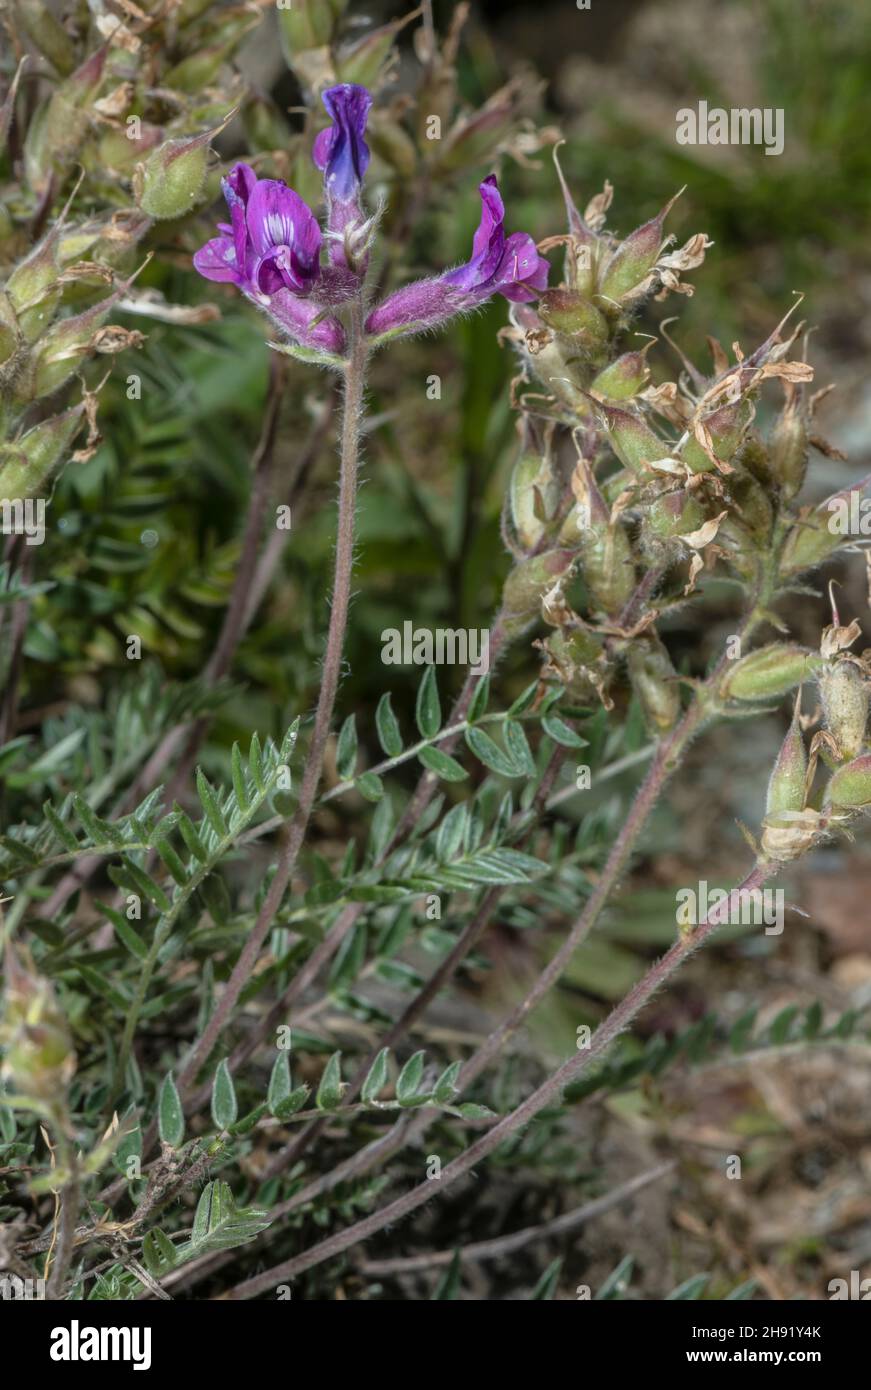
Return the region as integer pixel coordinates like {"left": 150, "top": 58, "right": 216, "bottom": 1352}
{"left": 15, "top": 0, "right": 76, "bottom": 75}
{"left": 574, "top": 462, "right": 635, "bottom": 614}
{"left": 0, "top": 401, "right": 85, "bottom": 499}
{"left": 27, "top": 46, "right": 108, "bottom": 187}
{"left": 598, "top": 192, "right": 679, "bottom": 302}
{"left": 538, "top": 290, "right": 608, "bottom": 347}
{"left": 0, "top": 289, "right": 19, "bottom": 367}
{"left": 590, "top": 349, "right": 650, "bottom": 401}
{"left": 278, "top": 0, "right": 338, "bottom": 56}
{"left": 769, "top": 385, "right": 808, "bottom": 502}
{"left": 242, "top": 92, "right": 291, "bottom": 155}
{"left": 627, "top": 633, "right": 680, "bottom": 733}
{"left": 780, "top": 478, "right": 871, "bottom": 575}
{"left": 509, "top": 428, "right": 560, "bottom": 552}
{"left": 680, "top": 399, "right": 754, "bottom": 473}
{"left": 28, "top": 292, "right": 119, "bottom": 398}
{"left": 600, "top": 402, "right": 671, "bottom": 474}
{"left": 336, "top": 19, "right": 410, "bottom": 91}
{"left": 134, "top": 128, "right": 213, "bottom": 219}
{"left": 825, "top": 753, "right": 871, "bottom": 808}
{"left": 766, "top": 700, "right": 807, "bottom": 816}
{"left": 720, "top": 643, "right": 822, "bottom": 702}
{"left": 644, "top": 487, "right": 706, "bottom": 541}
{"left": 6, "top": 226, "right": 62, "bottom": 341}
{"left": 818, "top": 662, "right": 869, "bottom": 761}
{"left": 540, "top": 627, "right": 607, "bottom": 701}
{"left": 501, "top": 548, "right": 575, "bottom": 637}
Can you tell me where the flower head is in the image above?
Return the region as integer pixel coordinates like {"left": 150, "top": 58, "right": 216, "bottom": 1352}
{"left": 365, "top": 175, "right": 549, "bottom": 340}
{"left": 194, "top": 162, "right": 345, "bottom": 356}
{"left": 194, "top": 162, "right": 321, "bottom": 297}
{"left": 312, "top": 84, "right": 372, "bottom": 204}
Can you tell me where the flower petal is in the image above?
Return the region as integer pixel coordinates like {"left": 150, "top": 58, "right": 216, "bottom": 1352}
{"left": 316, "top": 83, "right": 372, "bottom": 202}
{"left": 193, "top": 236, "right": 241, "bottom": 284}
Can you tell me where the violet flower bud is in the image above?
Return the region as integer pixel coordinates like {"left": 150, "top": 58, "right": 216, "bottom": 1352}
{"left": 366, "top": 175, "right": 549, "bottom": 341}
{"left": 313, "top": 83, "right": 373, "bottom": 271}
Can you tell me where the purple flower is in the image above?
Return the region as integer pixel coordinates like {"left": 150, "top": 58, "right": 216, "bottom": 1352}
{"left": 365, "top": 176, "right": 549, "bottom": 340}
{"left": 194, "top": 163, "right": 345, "bottom": 356}
{"left": 194, "top": 163, "right": 322, "bottom": 296}
{"left": 312, "top": 84, "right": 372, "bottom": 204}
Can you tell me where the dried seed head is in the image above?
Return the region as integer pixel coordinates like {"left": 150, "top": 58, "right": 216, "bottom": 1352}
{"left": 760, "top": 808, "right": 824, "bottom": 862}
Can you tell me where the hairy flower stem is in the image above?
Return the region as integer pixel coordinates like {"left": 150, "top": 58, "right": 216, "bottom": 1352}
{"left": 222, "top": 863, "right": 774, "bottom": 1298}
{"left": 176, "top": 303, "right": 368, "bottom": 1096}
{"left": 44, "top": 1120, "right": 80, "bottom": 1300}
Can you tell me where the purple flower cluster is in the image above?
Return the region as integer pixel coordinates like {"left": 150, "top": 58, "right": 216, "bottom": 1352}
{"left": 194, "top": 83, "right": 548, "bottom": 356}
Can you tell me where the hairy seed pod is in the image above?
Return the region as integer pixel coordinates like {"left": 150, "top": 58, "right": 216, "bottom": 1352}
{"left": 510, "top": 430, "right": 561, "bottom": 552}
{"left": 780, "top": 478, "right": 871, "bottom": 574}
{"left": 680, "top": 399, "right": 754, "bottom": 474}
{"left": 501, "top": 549, "right": 575, "bottom": 637}
{"left": 590, "top": 350, "right": 650, "bottom": 401}
{"left": 540, "top": 627, "right": 607, "bottom": 701}
{"left": 626, "top": 633, "right": 680, "bottom": 733}
{"left": 600, "top": 402, "right": 671, "bottom": 474}
{"left": 720, "top": 643, "right": 822, "bottom": 702}
{"left": 574, "top": 462, "right": 635, "bottom": 614}
{"left": 769, "top": 385, "right": 808, "bottom": 502}
{"left": 134, "top": 130, "right": 213, "bottom": 220}
{"left": 0, "top": 402, "right": 86, "bottom": 499}
{"left": 825, "top": 753, "right": 871, "bottom": 808}
{"left": 644, "top": 487, "right": 706, "bottom": 541}
{"left": 598, "top": 193, "right": 678, "bottom": 302}
{"left": 766, "top": 705, "right": 807, "bottom": 816}
{"left": 538, "top": 290, "right": 609, "bottom": 346}
{"left": 818, "top": 662, "right": 869, "bottom": 761}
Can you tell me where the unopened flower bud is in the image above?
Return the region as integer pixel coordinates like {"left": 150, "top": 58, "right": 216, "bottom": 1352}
{"left": 627, "top": 633, "right": 680, "bottom": 733}
{"left": 591, "top": 349, "right": 650, "bottom": 401}
{"left": 501, "top": 548, "right": 575, "bottom": 637}
{"left": 818, "top": 662, "right": 869, "bottom": 761}
{"left": 825, "top": 753, "right": 871, "bottom": 808}
{"left": 720, "top": 643, "right": 821, "bottom": 702}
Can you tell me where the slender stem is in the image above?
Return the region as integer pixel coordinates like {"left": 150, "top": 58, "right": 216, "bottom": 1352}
{"left": 221, "top": 863, "right": 774, "bottom": 1298}
{"left": 176, "top": 302, "right": 368, "bottom": 1094}
{"left": 359, "top": 1160, "right": 675, "bottom": 1276}
{"left": 45, "top": 1121, "right": 80, "bottom": 1300}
